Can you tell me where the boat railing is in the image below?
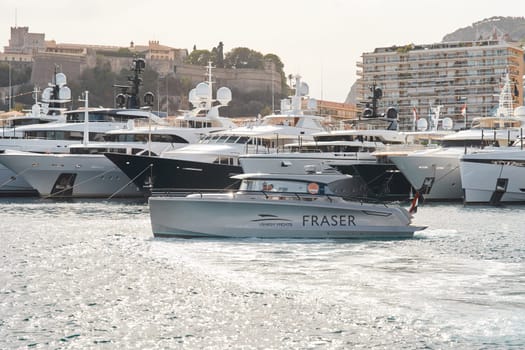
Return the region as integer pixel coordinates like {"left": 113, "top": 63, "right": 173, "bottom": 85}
{"left": 150, "top": 188, "right": 392, "bottom": 206}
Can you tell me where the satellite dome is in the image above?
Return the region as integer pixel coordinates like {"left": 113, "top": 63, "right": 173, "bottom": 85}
{"left": 299, "top": 82, "right": 309, "bottom": 96}
{"left": 58, "top": 86, "right": 71, "bottom": 100}
{"left": 188, "top": 88, "right": 198, "bottom": 104}
{"left": 195, "top": 82, "right": 210, "bottom": 99}
{"left": 216, "top": 87, "right": 232, "bottom": 105}
{"left": 55, "top": 73, "right": 67, "bottom": 86}
{"left": 417, "top": 118, "right": 428, "bottom": 131}
{"left": 307, "top": 98, "right": 317, "bottom": 110}
{"left": 41, "top": 87, "right": 53, "bottom": 102}
{"left": 442, "top": 117, "right": 453, "bottom": 130}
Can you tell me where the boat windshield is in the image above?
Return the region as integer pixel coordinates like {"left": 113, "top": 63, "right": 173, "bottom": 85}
{"left": 240, "top": 179, "right": 325, "bottom": 195}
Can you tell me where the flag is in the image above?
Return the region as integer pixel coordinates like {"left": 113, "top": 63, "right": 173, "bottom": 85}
{"left": 408, "top": 191, "right": 420, "bottom": 214}
{"left": 461, "top": 104, "right": 467, "bottom": 117}
{"left": 412, "top": 107, "right": 418, "bottom": 120}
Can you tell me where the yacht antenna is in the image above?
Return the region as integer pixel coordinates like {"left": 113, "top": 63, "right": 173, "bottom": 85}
{"left": 205, "top": 61, "right": 214, "bottom": 110}
{"left": 8, "top": 61, "right": 11, "bottom": 111}
{"left": 271, "top": 67, "right": 275, "bottom": 113}
{"left": 79, "top": 91, "right": 89, "bottom": 146}
{"left": 114, "top": 57, "right": 145, "bottom": 109}
{"left": 320, "top": 63, "right": 324, "bottom": 101}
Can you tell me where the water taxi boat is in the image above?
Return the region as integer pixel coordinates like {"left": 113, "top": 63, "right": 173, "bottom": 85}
{"left": 148, "top": 173, "right": 425, "bottom": 239}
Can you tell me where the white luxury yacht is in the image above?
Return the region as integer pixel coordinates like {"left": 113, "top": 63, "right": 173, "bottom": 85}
{"left": 459, "top": 106, "right": 525, "bottom": 204}
{"left": 0, "top": 71, "right": 71, "bottom": 195}
{"left": 238, "top": 99, "right": 418, "bottom": 200}
{"left": 0, "top": 64, "right": 237, "bottom": 198}
{"left": 0, "top": 61, "right": 165, "bottom": 195}
{"left": 105, "top": 74, "right": 329, "bottom": 192}
{"left": 388, "top": 73, "right": 522, "bottom": 201}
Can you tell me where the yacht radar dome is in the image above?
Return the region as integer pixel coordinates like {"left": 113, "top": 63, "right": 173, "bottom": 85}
{"left": 417, "top": 118, "right": 428, "bottom": 131}
{"left": 216, "top": 87, "right": 232, "bottom": 105}
{"left": 188, "top": 89, "right": 199, "bottom": 105}
{"left": 55, "top": 73, "right": 67, "bottom": 86}
{"left": 442, "top": 117, "right": 453, "bottom": 130}
{"left": 41, "top": 87, "right": 52, "bottom": 102}
{"left": 307, "top": 98, "right": 317, "bottom": 110}
{"left": 195, "top": 82, "right": 210, "bottom": 99}
{"left": 58, "top": 86, "right": 71, "bottom": 100}
{"left": 299, "top": 82, "right": 309, "bottom": 96}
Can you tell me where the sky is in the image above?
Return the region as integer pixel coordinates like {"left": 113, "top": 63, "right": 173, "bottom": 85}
{"left": 1, "top": 0, "right": 524, "bottom": 102}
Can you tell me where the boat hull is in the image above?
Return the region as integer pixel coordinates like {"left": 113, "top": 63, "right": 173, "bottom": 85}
{"left": 149, "top": 195, "right": 423, "bottom": 239}
{"left": 0, "top": 164, "right": 39, "bottom": 196}
{"left": 105, "top": 152, "right": 242, "bottom": 191}
{"left": 333, "top": 162, "right": 412, "bottom": 201}
{"left": 460, "top": 149, "right": 525, "bottom": 204}
{"left": 0, "top": 150, "right": 143, "bottom": 198}
{"left": 389, "top": 148, "right": 464, "bottom": 200}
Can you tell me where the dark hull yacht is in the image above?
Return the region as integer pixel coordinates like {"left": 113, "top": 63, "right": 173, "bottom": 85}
{"left": 104, "top": 152, "right": 243, "bottom": 192}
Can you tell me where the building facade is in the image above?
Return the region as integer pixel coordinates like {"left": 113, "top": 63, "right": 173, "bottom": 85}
{"left": 301, "top": 99, "right": 358, "bottom": 129}
{"left": 357, "top": 40, "right": 524, "bottom": 130}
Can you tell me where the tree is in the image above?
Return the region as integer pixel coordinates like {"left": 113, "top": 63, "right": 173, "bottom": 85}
{"left": 0, "top": 62, "right": 32, "bottom": 87}
{"left": 224, "top": 47, "right": 264, "bottom": 69}
{"left": 263, "top": 53, "right": 287, "bottom": 92}
{"left": 184, "top": 49, "right": 213, "bottom": 66}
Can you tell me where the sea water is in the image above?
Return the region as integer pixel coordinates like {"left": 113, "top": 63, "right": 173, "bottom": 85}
{"left": 0, "top": 198, "right": 524, "bottom": 349}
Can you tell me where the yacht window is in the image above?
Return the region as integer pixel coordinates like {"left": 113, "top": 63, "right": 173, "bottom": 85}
{"left": 151, "top": 134, "right": 190, "bottom": 143}
{"left": 236, "top": 136, "right": 249, "bottom": 144}
{"left": 132, "top": 148, "right": 158, "bottom": 155}
{"left": 89, "top": 133, "right": 106, "bottom": 142}
{"left": 262, "top": 182, "right": 274, "bottom": 191}
{"left": 441, "top": 139, "right": 497, "bottom": 148}
{"left": 225, "top": 136, "right": 241, "bottom": 143}
{"left": 240, "top": 179, "right": 324, "bottom": 194}
{"left": 217, "top": 135, "right": 230, "bottom": 143}
{"left": 70, "top": 147, "right": 109, "bottom": 154}
{"left": 206, "top": 135, "right": 221, "bottom": 143}
{"left": 69, "top": 131, "right": 83, "bottom": 140}
{"left": 214, "top": 157, "right": 235, "bottom": 165}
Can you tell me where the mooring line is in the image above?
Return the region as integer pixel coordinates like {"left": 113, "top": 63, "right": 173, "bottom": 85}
{"left": 107, "top": 164, "right": 153, "bottom": 200}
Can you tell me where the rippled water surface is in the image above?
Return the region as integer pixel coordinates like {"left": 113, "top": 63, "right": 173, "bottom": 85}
{"left": 0, "top": 198, "right": 524, "bottom": 349}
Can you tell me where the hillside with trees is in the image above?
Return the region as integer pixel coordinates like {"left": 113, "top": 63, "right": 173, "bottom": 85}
{"left": 442, "top": 16, "right": 525, "bottom": 43}
{"left": 0, "top": 44, "right": 288, "bottom": 117}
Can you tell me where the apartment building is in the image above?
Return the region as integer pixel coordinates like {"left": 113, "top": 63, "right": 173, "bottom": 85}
{"left": 357, "top": 40, "right": 524, "bottom": 130}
